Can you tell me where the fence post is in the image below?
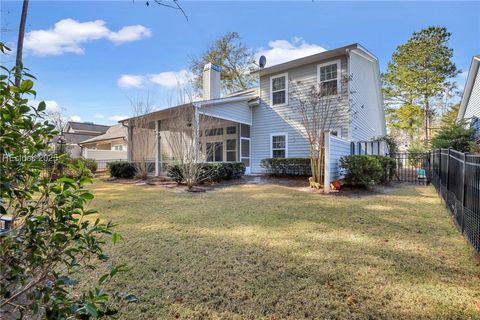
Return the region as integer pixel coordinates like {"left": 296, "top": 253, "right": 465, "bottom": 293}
{"left": 438, "top": 149, "right": 442, "bottom": 186}
{"left": 461, "top": 153, "right": 468, "bottom": 233}
{"left": 324, "top": 132, "right": 331, "bottom": 193}
{"left": 445, "top": 148, "right": 451, "bottom": 208}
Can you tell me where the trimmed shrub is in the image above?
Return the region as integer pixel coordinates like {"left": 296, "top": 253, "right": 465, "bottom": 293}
{"left": 339, "top": 155, "right": 383, "bottom": 187}
{"left": 260, "top": 158, "right": 311, "bottom": 176}
{"left": 373, "top": 155, "right": 397, "bottom": 183}
{"left": 166, "top": 162, "right": 246, "bottom": 184}
{"left": 107, "top": 161, "right": 137, "bottom": 179}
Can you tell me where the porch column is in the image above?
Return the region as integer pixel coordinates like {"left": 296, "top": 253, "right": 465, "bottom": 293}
{"left": 193, "top": 104, "right": 200, "bottom": 156}
{"left": 155, "top": 120, "right": 160, "bottom": 176}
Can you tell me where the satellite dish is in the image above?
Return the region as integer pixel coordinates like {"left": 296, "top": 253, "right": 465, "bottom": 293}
{"left": 259, "top": 55, "right": 267, "bottom": 68}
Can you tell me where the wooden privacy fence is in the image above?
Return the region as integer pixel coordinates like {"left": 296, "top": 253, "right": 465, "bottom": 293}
{"left": 429, "top": 149, "right": 480, "bottom": 254}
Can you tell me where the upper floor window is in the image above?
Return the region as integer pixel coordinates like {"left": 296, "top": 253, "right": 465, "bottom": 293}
{"left": 318, "top": 60, "right": 340, "bottom": 96}
{"left": 270, "top": 73, "right": 288, "bottom": 106}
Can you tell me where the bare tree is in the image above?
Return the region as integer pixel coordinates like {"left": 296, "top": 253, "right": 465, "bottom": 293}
{"left": 289, "top": 80, "right": 348, "bottom": 189}
{"left": 163, "top": 105, "right": 221, "bottom": 190}
{"left": 129, "top": 95, "right": 156, "bottom": 180}
{"left": 46, "top": 106, "right": 68, "bottom": 134}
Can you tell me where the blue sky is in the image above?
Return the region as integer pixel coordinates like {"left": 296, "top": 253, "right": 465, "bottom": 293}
{"left": 1, "top": 1, "right": 479, "bottom": 124}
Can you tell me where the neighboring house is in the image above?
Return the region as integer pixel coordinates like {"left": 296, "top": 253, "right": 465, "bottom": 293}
{"left": 121, "top": 43, "right": 386, "bottom": 178}
{"left": 61, "top": 121, "right": 109, "bottom": 157}
{"left": 79, "top": 124, "right": 128, "bottom": 153}
{"left": 458, "top": 55, "right": 480, "bottom": 139}
{"left": 78, "top": 124, "right": 128, "bottom": 169}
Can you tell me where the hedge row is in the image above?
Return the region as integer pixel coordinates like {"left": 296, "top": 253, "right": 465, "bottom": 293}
{"left": 167, "top": 162, "right": 246, "bottom": 183}
{"left": 260, "top": 158, "right": 311, "bottom": 176}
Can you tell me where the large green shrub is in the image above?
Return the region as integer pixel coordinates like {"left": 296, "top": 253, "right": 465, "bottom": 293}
{"left": 167, "top": 162, "right": 246, "bottom": 184}
{"left": 0, "top": 62, "right": 134, "bottom": 318}
{"left": 260, "top": 158, "right": 311, "bottom": 176}
{"left": 431, "top": 120, "right": 477, "bottom": 152}
{"left": 107, "top": 161, "right": 137, "bottom": 179}
{"left": 339, "top": 155, "right": 384, "bottom": 187}
{"left": 372, "top": 155, "right": 397, "bottom": 183}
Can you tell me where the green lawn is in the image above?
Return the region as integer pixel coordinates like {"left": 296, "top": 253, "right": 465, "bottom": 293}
{"left": 85, "top": 180, "right": 480, "bottom": 319}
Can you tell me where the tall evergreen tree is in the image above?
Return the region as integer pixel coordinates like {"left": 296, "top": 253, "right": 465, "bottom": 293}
{"left": 383, "top": 26, "right": 458, "bottom": 144}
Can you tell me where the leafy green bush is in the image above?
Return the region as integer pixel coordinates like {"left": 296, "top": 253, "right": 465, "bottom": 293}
{"left": 0, "top": 61, "right": 133, "bottom": 318}
{"left": 260, "top": 158, "right": 311, "bottom": 176}
{"left": 431, "top": 120, "right": 477, "bottom": 152}
{"left": 167, "top": 162, "right": 246, "bottom": 184}
{"left": 107, "top": 161, "right": 137, "bottom": 179}
{"left": 339, "top": 155, "right": 384, "bottom": 187}
{"left": 373, "top": 155, "right": 397, "bottom": 183}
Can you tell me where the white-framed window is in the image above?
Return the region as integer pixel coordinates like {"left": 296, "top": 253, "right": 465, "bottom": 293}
{"left": 317, "top": 60, "right": 341, "bottom": 96}
{"left": 226, "top": 139, "right": 236, "bottom": 162}
{"left": 206, "top": 142, "right": 223, "bottom": 162}
{"left": 226, "top": 126, "right": 236, "bottom": 135}
{"left": 270, "top": 73, "right": 288, "bottom": 106}
{"left": 270, "top": 133, "right": 288, "bottom": 158}
{"left": 113, "top": 144, "right": 124, "bottom": 151}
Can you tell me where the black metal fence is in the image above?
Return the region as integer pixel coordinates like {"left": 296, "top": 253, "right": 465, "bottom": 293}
{"left": 429, "top": 149, "right": 480, "bottom": 254}
{"left": 390, "top": 152, "right": 429, "bottom": 185}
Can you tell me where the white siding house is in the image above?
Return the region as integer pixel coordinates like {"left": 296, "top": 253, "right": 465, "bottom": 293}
{"left": 458, "top": 55, "right": 480, "bottom": 137}
{"left": 123, "top": 43, "right": 386, "bottom": 179}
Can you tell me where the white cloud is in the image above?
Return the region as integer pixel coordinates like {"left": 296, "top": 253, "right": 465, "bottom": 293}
{"left": 28, "top": 100, "right": 61, "bottom": 113}
{"left": 117, "top": 69, "right": 193, "bottom": 89}
{"left": 107, "top": 25, "right": 152, "bottom": 44}
{"left": 70, "top": 115, "right": 82, "bottom": 122}
{"left": 24, "top": 18, "right": 152, "bottom": 56}
{"left": 94, "top": 114, "right": 105, "bottom": 119}
{"left": 108, "top": 115, "right": 128, "bottom": 122}
{"left": 148, "top": 70, "right": 192, "bottom": 88}
{"left": 117, "top": 74, "right": 145, "bottom": 89}
{"left": 256, "top": 37, "right": 326, "bottom": 67}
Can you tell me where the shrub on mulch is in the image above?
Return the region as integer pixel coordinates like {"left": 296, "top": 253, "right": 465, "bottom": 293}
{"left": 166, "top": 162, "right": 246, "bottom": 184}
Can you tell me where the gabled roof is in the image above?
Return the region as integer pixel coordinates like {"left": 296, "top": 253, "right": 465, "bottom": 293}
{"left": 79, "top": 124, "right": 127, "bottom": 145}
{"left": 62, "top": 132, "right": 100, "bottom": 145}
{"left": 120, "top": 93, "right": 259, "bottom": 124}
{"left": 251, "top": 43, "right": 378, "bottom": 77}
{"left": 65, "top": 121, "right": 109, "bottom": 134}
{"left": 458, "top": 55, "right": 480, "bottom": 120}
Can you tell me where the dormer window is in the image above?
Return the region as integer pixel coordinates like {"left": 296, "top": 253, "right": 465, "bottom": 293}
{"left": 318, "top": 60, "right": 341, "bottom": 96}
{"left": 270, "top": 73, "right": 288, "bottom": 106}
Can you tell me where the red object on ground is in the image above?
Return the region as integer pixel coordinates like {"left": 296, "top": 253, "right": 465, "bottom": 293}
{"left": 331, "top": 180, "right": 342, "bottom": 191}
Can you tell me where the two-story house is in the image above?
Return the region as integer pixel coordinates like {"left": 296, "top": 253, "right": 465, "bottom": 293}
{"left": 121, "top": 43, "right": 386, "bottom": 180}
{"left": 458, "top": 55, "right": 480, "bottom": 140}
